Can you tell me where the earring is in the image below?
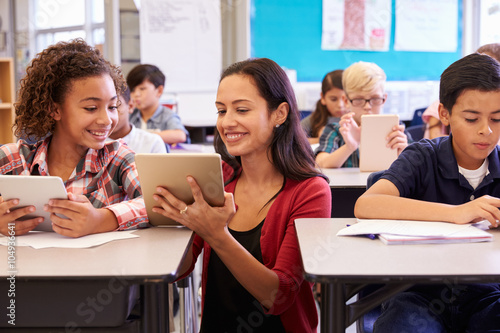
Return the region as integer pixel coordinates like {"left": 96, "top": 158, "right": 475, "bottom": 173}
{"left": 275, "top": 124, "right": 280, "bottom": 128}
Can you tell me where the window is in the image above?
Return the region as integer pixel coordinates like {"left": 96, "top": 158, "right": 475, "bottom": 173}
{"left": 479, "top": 0, "right": 500, "bottom": 46}
{"left": 33, "top": 0, "right": 105, "bottom": 54}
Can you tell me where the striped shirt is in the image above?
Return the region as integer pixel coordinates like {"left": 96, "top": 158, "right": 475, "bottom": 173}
{"left": 0, "top": 136, "right": 149, "bottom": 230}
{"left": 314, "top": 123, "right": 359, "bottom": 168}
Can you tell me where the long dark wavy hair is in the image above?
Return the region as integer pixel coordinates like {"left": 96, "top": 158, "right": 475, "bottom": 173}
{"left": 14, "top": 38, "right": 126, "bottom": 141}
{"left": 214, "top": 58, "right": 328, "bottom": 183}
{"left": 309, "top": 70, "right": 343, "bottom": 137}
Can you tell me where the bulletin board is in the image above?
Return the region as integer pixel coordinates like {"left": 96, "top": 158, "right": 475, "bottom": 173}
{"left": 250, "top": 0, "right": 463, "bottom": 82}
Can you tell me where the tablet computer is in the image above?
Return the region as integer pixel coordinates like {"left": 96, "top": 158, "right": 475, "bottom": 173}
{"left": 135, "top": 153, "right": 225, "bottom": 227}
{"left": 359, "top": 114, "right": 399, "bottom": 172}
{"left": 0, "top": 175, "right": 68, "bottom": 232}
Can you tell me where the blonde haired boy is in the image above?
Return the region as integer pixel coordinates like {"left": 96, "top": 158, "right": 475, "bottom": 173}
{"left": 315, "top": 61, "right": 409, "bottom": 168}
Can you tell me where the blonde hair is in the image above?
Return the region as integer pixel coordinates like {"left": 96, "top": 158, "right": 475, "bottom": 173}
{"left": 342, "top": 61, "right": 386, "bottom": 96}
{"left": 476, "top": 43, "right": 500, "bottom": 62}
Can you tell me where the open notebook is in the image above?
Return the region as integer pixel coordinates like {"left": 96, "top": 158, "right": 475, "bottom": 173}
{"left": 377, "top": 226, "right": 492, "bottom": 245}
{"left": 337, "top": 219, "right": 493, "bottom": 245}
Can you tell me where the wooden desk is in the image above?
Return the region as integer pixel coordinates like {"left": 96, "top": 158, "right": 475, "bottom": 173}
{"left": 295, "top": 218, "right": 500, "bottom": 333}
{"left": 0, "top": 227, "right": 194, "bottom": 332}
{"left": 321, "top": 168, "right": 371, "bottom": 218}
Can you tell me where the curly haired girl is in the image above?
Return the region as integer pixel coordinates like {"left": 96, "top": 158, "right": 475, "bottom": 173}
{"left": 0, "top": 38, "right": 148, "bottom": 237}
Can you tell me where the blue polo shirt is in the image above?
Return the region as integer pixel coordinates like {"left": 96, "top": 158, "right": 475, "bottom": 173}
{"left": 382, "top": 135, "right": 500, "bottom": 204}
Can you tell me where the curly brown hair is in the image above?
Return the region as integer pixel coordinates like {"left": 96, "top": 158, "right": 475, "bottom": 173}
{"left": 14, "top": 38, "right": 126, "bottom": 141}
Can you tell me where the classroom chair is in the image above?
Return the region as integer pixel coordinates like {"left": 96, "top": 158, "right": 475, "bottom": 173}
{"left": 299, "top": 110, "right": 312, "bottom": 120}
{"left": 177, "top": 272, "right": 199, "bottom": 333}
{"left": 405, "top": 123, "right": 426, "bottom": 141}
{"left": 409, "top": 107, "right": 426, "bottom": 127}
{"left": 161, "top": 92, "right": 179, "bottom": 114}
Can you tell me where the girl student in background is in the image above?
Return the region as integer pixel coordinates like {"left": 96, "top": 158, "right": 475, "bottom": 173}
{"left": 301, "top": 69, "right": 346, "bottom": 144}
{"left": 152, "top": 58, "right": 331, "bottom": 332}
{"left": 0, "top": 38, "right": 148, "bottom": 237}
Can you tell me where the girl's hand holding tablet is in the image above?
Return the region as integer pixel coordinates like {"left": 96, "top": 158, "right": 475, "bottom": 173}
{"left": 45, "top": 193, "right": 117, "bottom": 238}
{"left": 0, "top": 197, "right": 42, "bottom": 236}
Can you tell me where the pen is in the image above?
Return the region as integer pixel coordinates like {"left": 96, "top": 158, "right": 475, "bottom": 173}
{"left": 346, "top": 224, "right": 377, "bottom": 240}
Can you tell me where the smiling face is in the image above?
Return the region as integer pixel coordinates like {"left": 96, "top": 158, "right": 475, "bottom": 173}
{"left": 52, "top": 74, "right": 118, "bottom": 155}
{"left": 344, "top": 84, "right": 387, "bottom": 125}
{"left": 215, "top": 74, "right": 287, "bottom": 160}
{"left": 321, "top": 86, "right": 346, "bottom": 118}
{"left": 440, "top": 89, "right": 500, "bottom": 170}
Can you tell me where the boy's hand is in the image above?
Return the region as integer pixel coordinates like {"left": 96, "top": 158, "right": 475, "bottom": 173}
{"left": 339, "top": 112, "right": 361, "bottom": 151}
{"left": 45, "top": 193, "right": 118, "bottom": 237}
{"left": 387, "top": 124, "right": 408, "bottom": 155}
{"left": 0, "top": 197, "right": 43, "bottom": 236}
{"left": 453, "top": 195, "right": 500, "bottom": 227}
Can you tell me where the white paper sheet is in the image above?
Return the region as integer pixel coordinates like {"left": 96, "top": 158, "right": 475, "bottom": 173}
{"left": 394, "top": 0, "right": 458, "bottom": 52}
{"left": 140, "top": 0, "right": 222, "bottom": 92}
{"left": 0, "top": 230, "right": 139, "bottom": 249}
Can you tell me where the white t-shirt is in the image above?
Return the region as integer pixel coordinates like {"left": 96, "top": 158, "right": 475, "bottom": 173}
{"left": 107, "top": 125, "right": 167, "bottom": 154}
{"left": 458, "top": 159, "right": 489, "bottom": 190}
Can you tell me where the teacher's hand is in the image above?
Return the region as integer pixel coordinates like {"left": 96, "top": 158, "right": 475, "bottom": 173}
{"left": 153, "top": 176, "right": 236, "bottom": 244}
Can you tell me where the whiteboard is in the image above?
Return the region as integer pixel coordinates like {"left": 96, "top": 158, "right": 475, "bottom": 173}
{"left": 139, "top": 0, "right": 222, "bottom": 93}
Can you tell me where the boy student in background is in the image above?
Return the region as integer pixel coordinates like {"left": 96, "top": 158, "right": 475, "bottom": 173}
{"left": 315, "top": 61, "right": 409, "bottom": 168}
{"left": 0, "top": 39, "right": 148, "bottom": 237}
{"left": 152, "top": 58, "right": 331, "bottom": 332}
{"left": 301, "top": 69, "right": 346, "bottom": 144}
{"left": 108, "top": 86, "right": 167, "bottom": 153}
{"left": 423, "top": 42, "right": 500, "bottom": 140}
{"left": 126, "top": 64, "right": 189, "bottom": 146}
{"left": 355, "top": 53, "right": 500, "bottom": 332}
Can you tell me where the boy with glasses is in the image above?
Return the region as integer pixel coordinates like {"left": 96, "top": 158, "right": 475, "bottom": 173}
{"left": 315, "top": 61, "right": 409, "bottom": 168}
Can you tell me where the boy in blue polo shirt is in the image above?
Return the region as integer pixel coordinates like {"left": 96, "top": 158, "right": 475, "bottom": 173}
{"left": 127, "top": 64, "right": 189, "bottom": 146}
{"left": 355, "top": 53, "right": 500, "bottom": 331}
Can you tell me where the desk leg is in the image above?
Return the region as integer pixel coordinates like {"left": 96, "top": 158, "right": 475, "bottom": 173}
{"left": 321, "top": 282, "right": 345, "bottom": 333}
{"left": 142, "top": 281, "right": 170, "bottom": 333}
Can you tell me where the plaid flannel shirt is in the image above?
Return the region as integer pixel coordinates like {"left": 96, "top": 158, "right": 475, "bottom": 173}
{"left": 0, "top": 136, "right": 149, "bottom": 230}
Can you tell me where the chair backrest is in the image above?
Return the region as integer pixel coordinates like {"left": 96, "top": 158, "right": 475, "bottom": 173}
{"left": 366, "top": 170, "right": 385, "bottom": 189}
{"left": 406, "top": 124, "right": 426, "bottom": 142}
{"left": 410, "top": 107, "right": 426, "bottom": 127}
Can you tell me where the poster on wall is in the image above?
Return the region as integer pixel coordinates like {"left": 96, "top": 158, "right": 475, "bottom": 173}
{"left": 321, "top": 0, "right": 392, "bottom": 51}
{"left": 394, "top": 0, "right": 458, "bottom": 52}
{"left": 139, "top": 0, "right": 222, "bottom": 92}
